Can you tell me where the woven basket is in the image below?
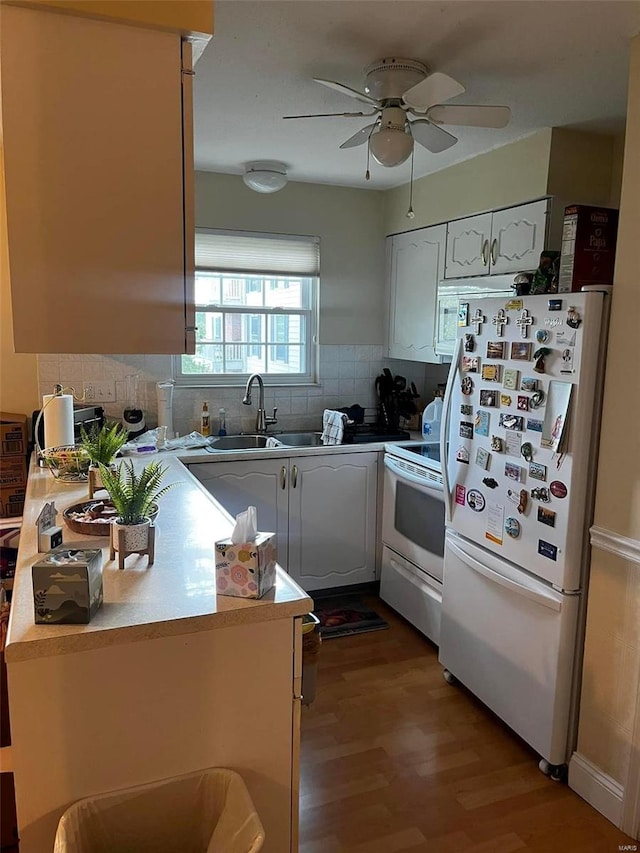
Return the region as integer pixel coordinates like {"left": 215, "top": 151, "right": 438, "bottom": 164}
{"left": 63, "top": 500, "right": 158, "bottom": 536}
{"left": 41, "top": 445, "right": 91, "bottom": 482}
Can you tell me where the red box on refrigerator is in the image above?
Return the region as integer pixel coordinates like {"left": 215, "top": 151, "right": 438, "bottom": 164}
{"left": 558, "top": 205, "right": 619, "bottom": 292}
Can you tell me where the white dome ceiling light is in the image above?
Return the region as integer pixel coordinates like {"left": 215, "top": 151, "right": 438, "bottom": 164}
{"left": 242, "top": 161, "right": 288, "bottom": 193}
{"left": 369, "top": 107, "right": 413, "bottom": 167}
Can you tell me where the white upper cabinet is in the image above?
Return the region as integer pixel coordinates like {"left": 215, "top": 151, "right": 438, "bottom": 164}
{"left": 444, "top": 199, "right": 549, "bottom": 279}
{"left": 387, "top": 224, "right": 446, "bottom": 363}
{"left": 1, "top": 5, "right": 195, "bottom": 354}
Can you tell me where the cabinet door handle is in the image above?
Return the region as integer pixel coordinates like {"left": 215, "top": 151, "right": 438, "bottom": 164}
{"left": 292, "top": 465, "right": 298, "bottom": 488}
{"left": 491, "top": 238, "right": 498, "bottom": 265}
{"left": 481, "top": 239, "right": 489, "bottom": 266}
{"left": 281, "top": 466, "right": 287, "bottom": 489}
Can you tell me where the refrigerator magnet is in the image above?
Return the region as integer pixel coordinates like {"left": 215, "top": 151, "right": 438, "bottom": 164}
{"left": 530, "top": 390, "right": 546, "bottom": 409}
{"left": 461, "top": 376, "right": 474, "bottom": 395}
{"left": 455, "top": 484, "right": 466, "bottom": 506}
{"left": 505, "top": 462, "right": 523, "bottom": 481}
{"left": 470, "top": 309, "right": 486, "bottom": 334}
{"left": 548, "top": 299, "right": 562, "bottom": 311}
{"left": 566, "top": 307, "right": 582, "bottom": 328}
{"left": 482, "top": 477, "right": 499, "bottom": 489}
{"left": 505, "top": 298, "right": 523, "bottom": 312}
{"left": 476, "top": 447, "right": 490, "bottom": 469}
{"left": 507, "top": 488, "right": 529, "bottom": 515}
{"left": 460, "top": 421, "right": 474, "bottom": 439}
{"left": 521, "top": 377, "right": 538, "bottom": 392}
{"left": 531, "top": 486, "right": 551, "bottom": 503}
{"left": 550, "top": 480, "right": 568, "bottom": 498}
{"left": 499, "top": 413, "right": 524, "bottom": 431}
{"left": 486, "top": 503, "right": 504, "bottom": 545}
{"left": 505, "top": 432, "right": 522, "bottom": 457}
{"left": 520, "top": 442, "right": 533, "bottom": 462}
{"left": 529, "top": 462, "right": 547, "bottom": 481}
{"left": 487, "top": 341, "right": 506, "bottom": 359}
{"left": 561, "top": 348, "right": 574, "bottom": 373}
{"left": 527, "top": 418, "right": 544, "bottom": 432}
{"left": 538, "top": 540, "right": 558, "bottom": 561}
{"left": 462, "top": 356, "right": 479, "bottom": 373}
{"left": 481, "top": 364, "right": 501, "bottom": 382}
{"left": 490, "top": 436, "right": 504, "bottom": 452}
{"left": 474, "top": 411, "right": 490, "bottom": 437}
{"left": 511, "top": 341, "right": 532, "bottom": 361}
{"left": 492, "top": 309, "right": 508, "bottom": 337}
{"left": 517, "top": 396, "right": 529, "bottom": 412}
{"left": 466, "top": 490, "right": 485, "bottom": 512}
{"left": 480, "top": 390, "right": 498, "bottom": 407}
{"left": 460, "top": 404, "right": 473, "bottom": 415}
{"left": 533, "top": 347, "right": 551, "bottom": 374}
{"left": 516, "top": 309, "right": 534, "bottom": 338}
{"left": 456, "top": 446, "right": 470, "bottom": 464}
{"left": 464, "top": 333, "right": 475, "bottom": 352}
{"left": 503, "top": 369, "right": 519, "bottom": 391}
{"left": 500, "top": 394, "right": 512, "bottom": 407}
{"left": 505, "top": 517, "right": 521, "bottom": 539}
{"left": 458, "top": 302, "right": 470, "bottom": 327}
{"left": 537, "top": 507, "right": 556, "bottom": 528}
{"left": 536, "top": 329, "right": 550, "bottom": 344}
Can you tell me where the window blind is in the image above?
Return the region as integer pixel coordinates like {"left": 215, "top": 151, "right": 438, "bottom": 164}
{"left": 195, "top": 229, "right": 320, "bottom": 276}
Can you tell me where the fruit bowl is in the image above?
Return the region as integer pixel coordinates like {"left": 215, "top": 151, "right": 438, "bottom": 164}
{"left": 63, "top": 499, "right": 159, "bottom": 536}
{"left": 41, "top": 445, "right": 91, "bottom": 482}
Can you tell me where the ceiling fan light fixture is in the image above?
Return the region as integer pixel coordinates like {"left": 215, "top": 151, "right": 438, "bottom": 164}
{"left": 369, "top": 128, "right": 413, "bottom": 167}
{"left": 243, "top": 161, "right": 288, "bottom": 193}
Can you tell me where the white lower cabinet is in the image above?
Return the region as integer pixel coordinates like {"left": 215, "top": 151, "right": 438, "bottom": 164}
{"left": 190, "top": 452, "right": 379, "bottom": 591}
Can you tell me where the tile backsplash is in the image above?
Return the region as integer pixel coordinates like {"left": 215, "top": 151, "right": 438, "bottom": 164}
{"left": 37, "top": 348, "right": 448, "bottom": 437}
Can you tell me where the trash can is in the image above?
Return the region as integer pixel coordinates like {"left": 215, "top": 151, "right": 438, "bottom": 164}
{"left": 302, "top": 612, "right": 321, "bottom": 706}
{"left": 53, "top": 767, "right": 265, "bottom": 853}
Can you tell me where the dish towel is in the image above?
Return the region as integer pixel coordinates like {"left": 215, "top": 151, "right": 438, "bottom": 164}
{"left": 322, "top": 409, "right": 347, "bottom": 445}
{"left": 265, "top": 436, "right": 282, "bottom": 448}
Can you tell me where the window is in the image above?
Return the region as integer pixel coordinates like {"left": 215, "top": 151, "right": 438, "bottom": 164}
{"left": 175, "top": 230, "right": 319, "bottom": 384}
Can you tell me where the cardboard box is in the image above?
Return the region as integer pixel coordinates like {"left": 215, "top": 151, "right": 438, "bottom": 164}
{"left": 0, "top": 486, "right": 26, "bottom": 519}
{"left": 558, "top": 205, "right": 619, "bottom": 292}
{"left": 32, "top": 547, "right": 103, "bottom": 624}
{"left": 0, "top": 457, "right": 27, "bottom": 488}
{"left": 215, "top": 533, "right": 277, "bottom": 599}
{"left": 0, "top": 413, "right": 27, "bottom": 457}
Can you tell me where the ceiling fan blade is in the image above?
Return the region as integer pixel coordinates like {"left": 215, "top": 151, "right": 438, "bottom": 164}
{"left": 339, "top": 123, "right": 378, "bottom": 149}
{"left": 427, "top": 104, "right": 511, "bottom": 128}
{"left": 402, "top": 71, "right": 465, "bottom": 111}
{"left": 410, "top": 119, "right": 458, "bottom": 153}
{"left": 283, "top": 110, "right": 377, "bottom": 120}
{"left": 313, "top": 78, "right": 379, "bottom": 107}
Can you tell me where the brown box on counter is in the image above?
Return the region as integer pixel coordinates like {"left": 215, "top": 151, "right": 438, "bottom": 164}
{"left": 0, "top": 457, "right": 27, "bottom": 488}
{"left": 0, "top": 486, "right": 26, "bottom": 519}
{"left": 0, "top": 413, "right": 28, "bottom": 457}
{"left": 558, "top": 205, "right": 619, "bottom": 292}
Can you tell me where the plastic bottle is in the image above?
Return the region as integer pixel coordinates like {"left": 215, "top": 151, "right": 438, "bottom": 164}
{"left": 422, "top": 394, "right": 443, "bottom": 442}
{"left": 218, "top": 407, "right": 227, "bottom": 437}
{"left": 200, "top": 402, "right": 210, "bottom": 436}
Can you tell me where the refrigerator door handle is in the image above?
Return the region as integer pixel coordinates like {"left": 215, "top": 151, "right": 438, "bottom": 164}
{"left": 440, "top": 335, "right": 462, "bottom": 523}
{"left": 448, "top": 538, "right": 563, "bottom": 612}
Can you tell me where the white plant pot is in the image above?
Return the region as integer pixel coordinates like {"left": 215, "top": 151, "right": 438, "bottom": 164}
{"left": 111, "top": 518, "right": 151, "bottom": 553}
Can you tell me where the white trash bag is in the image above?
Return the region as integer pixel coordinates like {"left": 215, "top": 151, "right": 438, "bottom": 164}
{"left": 54, "top": 767, "right": 264, "bottom": 853}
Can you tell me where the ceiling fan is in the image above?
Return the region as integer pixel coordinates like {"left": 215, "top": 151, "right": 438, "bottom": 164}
{"left": 283, "top": 57, "right": 511, "bottom": 167}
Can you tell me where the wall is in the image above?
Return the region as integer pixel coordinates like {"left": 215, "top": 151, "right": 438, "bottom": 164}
{"left": 384, "top": 130, "right": 553, "bottom": 235}
{"left": 575, "top": 32, "right": 640, "bottom": 811}
{"left": 195, "top": 171, "right": 387, "bottom": 346}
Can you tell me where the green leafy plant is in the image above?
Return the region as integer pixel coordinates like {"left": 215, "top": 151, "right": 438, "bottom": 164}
{"left": 99, "top": 460, "right": 175, "bottom": 525}
{"left": 80, "top": 421, "right": 129, "bottom": 466}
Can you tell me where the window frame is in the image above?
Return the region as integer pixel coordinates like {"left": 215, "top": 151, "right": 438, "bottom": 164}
{"left": 173, "top": 229, "right": 320, "bottom": 387}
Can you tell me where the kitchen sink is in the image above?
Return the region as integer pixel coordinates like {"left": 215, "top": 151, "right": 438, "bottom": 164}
{"left": 275, "top": 432, "right": 323, "bottom": 447}
{"left": 210, "top": 434, "right": 268, "bottom": 450}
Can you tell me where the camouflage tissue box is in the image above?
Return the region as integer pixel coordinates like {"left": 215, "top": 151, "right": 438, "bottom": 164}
{"left": 32, "top": 547, "right": 103, "bottom": 624}
{"left": 215, "top": 533, "right": 277, "bottom": 599}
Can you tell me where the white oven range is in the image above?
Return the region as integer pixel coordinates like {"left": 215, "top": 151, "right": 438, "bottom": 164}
{"left": 380, "top": 441, "right": 445, "bottom": 645}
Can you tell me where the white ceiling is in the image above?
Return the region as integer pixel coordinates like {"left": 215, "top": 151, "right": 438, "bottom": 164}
{"left": 193, "top": 0, "right": 640, "bottom": 190}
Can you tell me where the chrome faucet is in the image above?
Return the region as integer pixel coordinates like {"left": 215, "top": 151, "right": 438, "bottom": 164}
{"left": 242, "top": 373, "right": 278, "bottom": 434}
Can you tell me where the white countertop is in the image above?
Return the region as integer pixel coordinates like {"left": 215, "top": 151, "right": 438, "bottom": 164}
{"left": 5, "top": 452, "right": 315, "bottom": 663}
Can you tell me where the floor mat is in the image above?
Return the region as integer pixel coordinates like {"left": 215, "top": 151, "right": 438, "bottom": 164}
{"left": 312, "top": 595, "right": 390, "bottom": 639}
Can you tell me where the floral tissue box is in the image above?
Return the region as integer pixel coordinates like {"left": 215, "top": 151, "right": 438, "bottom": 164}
{"left": 214, "top": 533, "right": 277, "bottom": 599}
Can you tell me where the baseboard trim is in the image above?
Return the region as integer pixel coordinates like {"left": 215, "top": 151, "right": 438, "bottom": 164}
{"left": 569, "top": 752, "right": 624, "bottom": 828}
{"left": 590, "top": 526, "right": 640, "bottom": 565}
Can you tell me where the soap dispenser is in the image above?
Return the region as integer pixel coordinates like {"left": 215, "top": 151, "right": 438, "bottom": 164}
{"left": 218, "top": 407, "right": 227, "bottom": 437}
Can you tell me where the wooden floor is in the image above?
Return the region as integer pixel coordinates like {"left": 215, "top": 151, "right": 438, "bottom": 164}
{"left": 300, "top": 598, "right": 634, "bottom": 853}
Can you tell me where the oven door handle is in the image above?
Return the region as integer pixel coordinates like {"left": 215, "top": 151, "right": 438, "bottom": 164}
{"left": 384, "top": 456, "right": 444, "bottom": 495}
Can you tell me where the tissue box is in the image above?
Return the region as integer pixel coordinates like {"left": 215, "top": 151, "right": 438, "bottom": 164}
{"left": 215, "top": 533, "right": 277, "bottom": 599}
{"left": 32, "top": 547, "right": 103, "bottom": 624}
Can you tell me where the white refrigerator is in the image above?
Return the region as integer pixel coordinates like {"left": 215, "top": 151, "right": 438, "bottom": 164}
{"left": 438, "top": 289, "right": 610, "bottom": 773}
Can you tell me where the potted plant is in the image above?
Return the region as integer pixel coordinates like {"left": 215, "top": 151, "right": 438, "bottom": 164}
{"left": 80, "top": 421, "right": 129, "bottom": 494}
{"left": 99, "top": 460, "right": 175, "bottom": 559}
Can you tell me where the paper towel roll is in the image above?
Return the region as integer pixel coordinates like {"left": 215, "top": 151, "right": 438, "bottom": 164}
{"left": 42, "top": 393, "right": 75, "bottom": 449}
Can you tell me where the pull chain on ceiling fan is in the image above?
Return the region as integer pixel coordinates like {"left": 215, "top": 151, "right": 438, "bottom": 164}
{"left": 283, "top": 57, "right": 511, "bottom": 167}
